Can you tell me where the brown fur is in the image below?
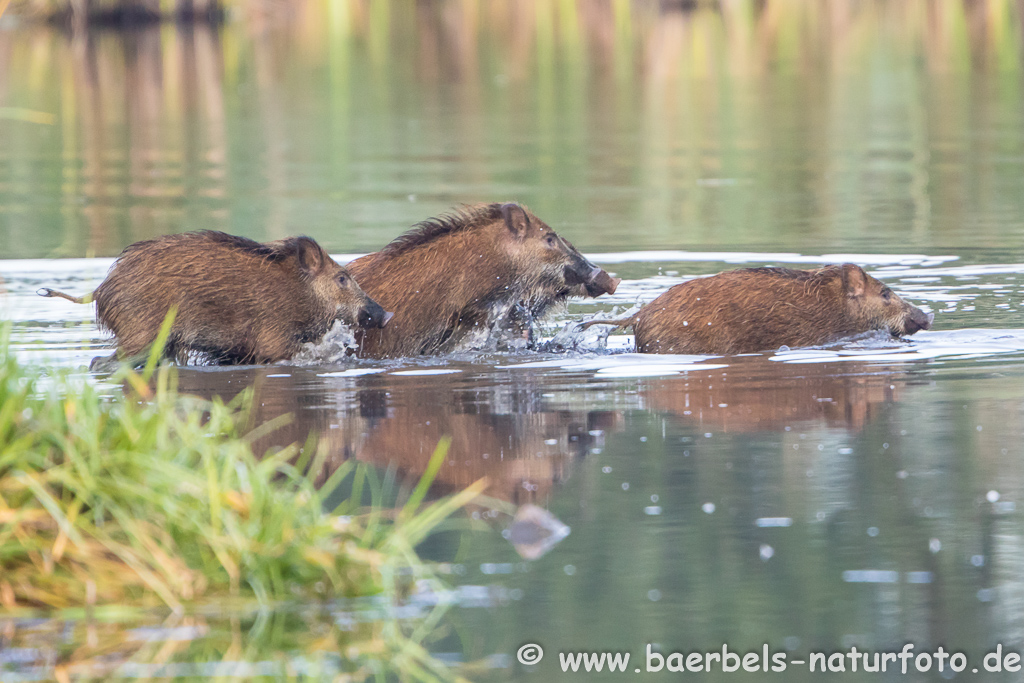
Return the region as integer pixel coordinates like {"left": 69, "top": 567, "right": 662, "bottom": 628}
{"left": 584, "top": 264, "right": 932, "bottom": 354}
{"left": 41, "top": 231, "right": 389, "bottom": 365}
{"left": 348, "top": 203, "right": 620, "bottom": 358}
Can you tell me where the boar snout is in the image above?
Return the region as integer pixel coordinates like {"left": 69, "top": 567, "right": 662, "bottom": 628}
{"left": 566, "top": 258, "right": 619, "bottom": 297}
{"left": 585, "top": 267, "right": 621, "bottom": 296}
{"left": 358, "top": 300, "right": 392, "bottom": 329}
{"left": 902, "top": 308, "right": 933, "bottom": 335}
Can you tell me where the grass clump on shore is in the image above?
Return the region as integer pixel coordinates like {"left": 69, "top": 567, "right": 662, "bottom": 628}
{"left": 0, "top": 327, "right": 484, "bottom": 614}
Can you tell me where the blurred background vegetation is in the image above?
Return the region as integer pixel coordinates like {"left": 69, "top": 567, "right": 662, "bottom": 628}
{"left": 0, "top": 0, "right": 1023, "bottom": 259}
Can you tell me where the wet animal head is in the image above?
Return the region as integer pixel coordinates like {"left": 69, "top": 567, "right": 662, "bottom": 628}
{"left": 499, "top": 203, "right": 620, "bottom": 298}
{"left": 838, "top": 263, "right": 933, "bottom": 338}
{"left": 288, "top": 237, "right": 391, "bottom": 329}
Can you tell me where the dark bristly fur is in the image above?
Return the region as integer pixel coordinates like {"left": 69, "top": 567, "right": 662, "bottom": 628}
{"left": 582, "top": 264, "right": 933, "bottom": 355}
{"left": 380, "top": 204, "right": 506, "bottom": 257}
{"left": 348, "top": 202, "right": 620, "bottom": 358}
{"left": 40, "top": 230, "right": 389, "bottom": 366}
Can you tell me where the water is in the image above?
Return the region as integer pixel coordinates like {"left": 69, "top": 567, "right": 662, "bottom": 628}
{"left": 4, "top": 1, "right": 1024, "bottom": 680}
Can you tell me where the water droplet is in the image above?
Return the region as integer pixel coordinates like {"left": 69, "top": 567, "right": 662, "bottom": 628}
{"left": 987, "top": 490, "right": 1001, "bottom": 503}
{"left": 644, "top": 506, "right": 662, "bottom": 516}
{"left": 702, "top": 502, "right": 716, "bottom": 514}
{"left": 867, "top": 526, "right": 880, "bottom": 537}
{"left": 929, "top": 538, "right": 941, "bottom": 553}
{"left": 647, "top": 589, "right": 662, "bottom": 602}
{"left": 650, "top": 494, "right": 659, "bottom": 503}
{"left": 759, "top": 544, "right": 774, "bottom": 561}
{"left": 563, "top": 565, "right": 576, "bottom": 576}
{"left": 602, "top": 466, "right": 612, "bottom": 473}
{"left": 621, "top": 482, "right": 630, "bottom": 491}
{"left": 971, "top": 555, "right": 985, "bottom": 567}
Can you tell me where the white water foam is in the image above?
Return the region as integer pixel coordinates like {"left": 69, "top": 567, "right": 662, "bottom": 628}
{"left": 770, "top": 329, "right": 1024, "bottom": 365}
{"left": 390, "top": 368, "right": 462, "bottom": 376}
{"left": 499, "top": 352, "right": 727, "bottom": 377}
{"left": 318, "top": 368, "right": 386, "bottom": 378}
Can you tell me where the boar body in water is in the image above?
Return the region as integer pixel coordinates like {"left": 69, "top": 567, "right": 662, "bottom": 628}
{"left": 583, "top": 264, "right": 932, "bottom": 354}
{"left": 347, "top": 203, "right": 619, "bottom": 358}
{"left": 40, "top": 231, "right": 390, "bottom": 366}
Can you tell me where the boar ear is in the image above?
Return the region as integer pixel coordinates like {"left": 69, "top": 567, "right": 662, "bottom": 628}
{"left": 500, "top": 202, "right": 531, "bottom": 239}
{"left": 841, "top": 263, "right": 867, "bottom": 298}
{"left": 294, "top": 236, "right": 327, "bottom": 276}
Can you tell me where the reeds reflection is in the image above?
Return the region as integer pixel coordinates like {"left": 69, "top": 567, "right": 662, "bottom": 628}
{"left": 2, "top": 0, "right": 1024, "bottom": 258}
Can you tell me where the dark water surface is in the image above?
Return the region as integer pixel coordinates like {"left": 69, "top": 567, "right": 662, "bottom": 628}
{"left": 4, "top": 2, "right": 1024, "bottom": 681}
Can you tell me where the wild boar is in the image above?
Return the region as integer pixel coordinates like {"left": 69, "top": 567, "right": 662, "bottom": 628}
{"left": 582, "top": 264, "right": 932, "bottom": 354}
{"left": 347, "top": 202, "right": 620, "bottom": 358}
{"left": 39, "top": 230, "right": 390, "bottom": 367}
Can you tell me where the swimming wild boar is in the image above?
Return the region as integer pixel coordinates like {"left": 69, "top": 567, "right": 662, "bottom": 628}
{"left": 582, "top": 264, "right": 932, "bottom": 354}
{"left": 39, "top": 231, "right": 390, "bottom": 367}
{"left": 347, "top": 203, "right": 620, "bottom": 358}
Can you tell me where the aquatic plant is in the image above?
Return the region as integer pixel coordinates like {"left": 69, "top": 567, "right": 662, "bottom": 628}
{"left": 0, "top": 321, "right": 484, "bottom": 614}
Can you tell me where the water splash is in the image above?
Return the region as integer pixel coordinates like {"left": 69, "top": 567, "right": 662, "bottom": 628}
{"left": 290, "top": 320, "right": 360, "bottom": 365}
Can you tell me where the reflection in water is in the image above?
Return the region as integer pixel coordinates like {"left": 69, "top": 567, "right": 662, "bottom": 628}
{"left": 174, "top": 365, "right": 612, "bottom": 507}
{"left": 354, "top": 380, "right": 611, "bottom": 506}
{"left": 640, "top": 355, "right": 912, "bottom": 433}
{"left": 173, "top": 357, "right": 921, "bottom": 559}
{"left": 3, "top": 1, "right": 1024, "bottom": 257}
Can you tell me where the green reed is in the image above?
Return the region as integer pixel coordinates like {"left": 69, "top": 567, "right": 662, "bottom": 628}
{"left": 0, "top": 324, "right": 484, "bottom": 616}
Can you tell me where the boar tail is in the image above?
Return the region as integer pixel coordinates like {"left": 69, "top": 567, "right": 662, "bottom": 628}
{"left": 577, "top": 314, "right": 638, "bottom": 331}
{"left": 37, "top": 288, "right": 94, "bottom": 304}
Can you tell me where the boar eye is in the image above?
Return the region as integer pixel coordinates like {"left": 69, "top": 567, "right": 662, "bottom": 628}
{"left": 881, "top": 288, "right": 892, "bottom": 302}
{"left": 544, "top": 234, "right": 556, "bottom": 247}
{"left": 338, "top": 274, "right": 348, "bottom": 286}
